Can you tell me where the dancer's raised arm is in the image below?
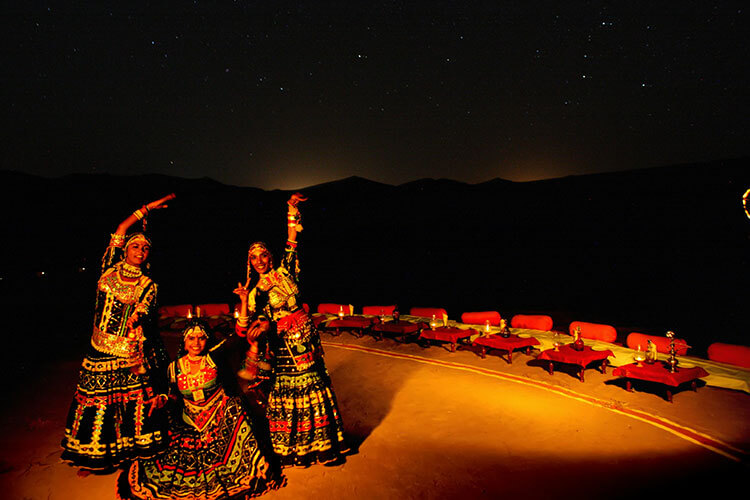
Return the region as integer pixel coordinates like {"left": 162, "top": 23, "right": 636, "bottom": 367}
{"left": 285, "top": 192, "right": 307, "bottom": 247}
{"left": 114, "top": 193, "right": 176, "bottom": 236}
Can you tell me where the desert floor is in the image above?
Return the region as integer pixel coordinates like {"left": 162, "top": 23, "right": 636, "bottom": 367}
{"left": 2, "top": 330, "right": 748, "bottom": 499}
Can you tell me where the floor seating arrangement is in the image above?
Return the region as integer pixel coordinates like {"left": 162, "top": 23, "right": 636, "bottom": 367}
{"left": 414, "top": 307, "right": 475, "bottom": 352}
{"left": 156, "top": 303, "right": 750, "bottom": 394}
{"left": 317, "top": 303, "right": 375, "bottom": 337}
{"left": 410, "top": 307, "right": 448, "bottom": 322}
{"left": 366, "top": 305, "right": 421, "bottom": 341}
{"left": 467, "top": 311, "right": 540, "bottom": 364}
{"left": 569, "top": 321, "right": 618, "bottom": 344}
{"left": 362, "top": 305, "right": 397, "bottom": 317}
{"left": 196, "top": 303, "right": 232, "bottom": 329}
{"left": 461, "top": 311, "right": 502, "bottom": 327}
{"left": 314, "top": 303, "right": 349, "bottom": 329}
{"left": 157, "top": 304, "right": 193, "bottom": 330}
{"left": 626, "top": 332, "right": 689, "bottom": 355}
{"left": 511, "top": 314, "right": 553, "bottom": 331}
{"left": 707, "top": 342, "right": 750, "bottom": 369}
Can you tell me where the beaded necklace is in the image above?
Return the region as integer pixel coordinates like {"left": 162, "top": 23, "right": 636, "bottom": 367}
{"left": 120, "top": 262, "right": 143, "bottom": 279}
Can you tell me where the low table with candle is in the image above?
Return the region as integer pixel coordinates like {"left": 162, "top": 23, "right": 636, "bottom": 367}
{"left": 325, "top": 315, "right": 376, "bottom": 337}
{"left": 472, "top": 334, "right": 540, "bottom": 364}
{"left": 419, "top": 326, "right": 477, "bottom": 352}
{"left": 371, "top": 319, "right": 423, "bottom": 342}
{"left": 611, "top": 361, "right": 709, "bottom": 402}
{"left": 537, "top": 344, "right": 614, "bottom": 382}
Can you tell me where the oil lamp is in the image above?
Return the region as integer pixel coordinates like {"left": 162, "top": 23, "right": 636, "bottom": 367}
{"left": 187, "top": 307, "right": 193, "bottom": 319}
{"left": 483, "top": 320, "right": 491, "bottom": 337}
{"left": 633, "top": 345, "right": 646, "bottom": 366}
{"left": 553, "top": 332, "right": 561, "bottom": 351}
{"left": 429, "top": 314, "right": 438, "bottom": 330}
{"left": 338, "top": 305, "right": 345, "bottom": 321}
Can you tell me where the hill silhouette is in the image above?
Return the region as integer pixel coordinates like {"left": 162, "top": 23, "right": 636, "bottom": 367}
{"left": 1, "top": 158, "right": 748, "bottom": 356}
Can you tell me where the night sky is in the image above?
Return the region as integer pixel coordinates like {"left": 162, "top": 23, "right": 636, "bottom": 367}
{"left": 3, "top": 1, "right": 748, "bottom": 190}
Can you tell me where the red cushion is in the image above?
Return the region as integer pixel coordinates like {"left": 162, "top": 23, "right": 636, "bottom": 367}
{"left": 409, "top": 307, "right": 448, "bottom": 319}
{"left": 196, "top": 303, "right": 230, "bottom": 317}
{"left": 317, "top": 303, "right": 347, "bottom": 315}
{"left": 707, "top": 343, "right": 750, "bottom": 369}
{"left": 626, "top": 332, "right": 689, "bottom": 355}
{"left": 569, "top": 321, "right": 617, "bottom": 343}
{"left": 461, "top": 311, "right": 502, "bottom": 326}
{"left": 158, "top": 304, "right": 192, "bottom": 319}
{"left": 511, "top": 314, "right": 553, "bottom": 331}
{"left": 362, "top": 305, "right": 397, "bottom": 316}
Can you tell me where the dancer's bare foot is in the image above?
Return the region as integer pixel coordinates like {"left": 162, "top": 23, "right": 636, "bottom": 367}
{"left": 77, "top": 469, "right": 92, "bottom": 478}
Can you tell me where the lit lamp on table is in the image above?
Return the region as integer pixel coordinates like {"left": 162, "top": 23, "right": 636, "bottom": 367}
{"left": 482, "top": 320, "right": 491, "bottom": 337}
{"left": 633, "top": 345, "right": 646, "bottom": 366}
{"left": 429, "top": 314, "right": 439, "bottom": 330}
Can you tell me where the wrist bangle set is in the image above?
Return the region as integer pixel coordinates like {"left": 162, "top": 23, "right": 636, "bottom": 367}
{"left": 133, "top": 205, "right": 150, "bottom": 221}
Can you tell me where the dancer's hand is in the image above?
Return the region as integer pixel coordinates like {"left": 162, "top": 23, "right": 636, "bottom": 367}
{"left": 125, "top": 312, "right": 140, "bottom": 331}
{"left": 146, "top": 394, "right": 167, "bottom": 417}
{"left": 287, "top": 192, "right": 307, "bottom": 213}
{"left": 233, "top": 278, "right": 251, "bottom": 299}
{"left": 146, "top": 193, "right": 176, "bottom": 211}
{"left": 247, "top": 319, "right": 270, "bottom": 340}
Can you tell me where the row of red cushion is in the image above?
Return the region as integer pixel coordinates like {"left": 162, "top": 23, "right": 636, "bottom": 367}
{"left": 159, "top": 302, "right": 750, "bottom": 369}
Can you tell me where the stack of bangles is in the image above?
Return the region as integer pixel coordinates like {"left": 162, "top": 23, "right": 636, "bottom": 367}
{"left": 133, "top": 205, "right": 150, "bottom": 221}
{"left": 237, "top": 315, "right": 250, "bottom": 328}
{"left": 287, "top": 212, "right": 300, "bottom": 227}
{"left": 287, "top": 239, "right": 297, "bottom": 249}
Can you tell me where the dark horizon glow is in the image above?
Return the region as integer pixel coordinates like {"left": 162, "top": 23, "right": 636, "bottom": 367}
{"left": 3, "top": 2, "right": 748, "bottom": 190}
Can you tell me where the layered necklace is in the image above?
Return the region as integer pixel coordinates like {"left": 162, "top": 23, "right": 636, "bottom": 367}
{"left": 120, "top": 262, "right": 143, "bottom": 279}
{"left": 184, "top": 355, "right": 208, "bottom": 401}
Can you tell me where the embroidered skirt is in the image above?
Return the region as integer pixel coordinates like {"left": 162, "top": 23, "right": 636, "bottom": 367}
{"left": 119, "top": 392, "right": 282, "bottom": 500}
{"left": 61, "top": 349, "right": 167, "bottom": 470}
{"left": 268, "top": 318, "right": 347, "bottom": 467}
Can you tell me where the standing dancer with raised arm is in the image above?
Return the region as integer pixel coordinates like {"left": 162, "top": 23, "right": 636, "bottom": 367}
{"left": 61, "top": 194, "right": 174, "bottom": 473}
{"left": 234, "top": 193, "right": 347, "bottom": 467}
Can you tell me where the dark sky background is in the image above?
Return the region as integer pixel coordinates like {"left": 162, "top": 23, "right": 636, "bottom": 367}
{"left": 3, "top": 1, "right": 748, "bottom": 190}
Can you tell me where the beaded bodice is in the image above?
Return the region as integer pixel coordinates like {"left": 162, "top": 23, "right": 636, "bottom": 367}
{"left": 91, "top": 263, "right": 156, "bottom": 356}
{"left": 174, "top": 356, "right": 220, "bottom": 401}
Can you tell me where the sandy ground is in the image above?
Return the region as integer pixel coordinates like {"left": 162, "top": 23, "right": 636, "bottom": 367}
{"left": 1, "top": 331, "right": 749, "bottom": 500}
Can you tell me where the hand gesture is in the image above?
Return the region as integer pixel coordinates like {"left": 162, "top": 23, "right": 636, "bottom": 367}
{"left": 233, "top": 278, "right": 251, "bottom": 300}
{"left": 287, "top": 192, "right": 307, "bottom": 214}
{"left": 146, "top": 394, "right": 167, "bottom": 417}
{"left": 146, "top": 193, "right": 176, "bottom": 211}
{"left": 126, "top": 312, "right": 140, "bottom": 331}
{"left": 247, "top": 319, "right": 270, "bottom": 340}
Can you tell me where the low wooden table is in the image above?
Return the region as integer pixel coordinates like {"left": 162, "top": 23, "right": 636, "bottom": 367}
{"left": 611, "top": 362, "right": 709, "bottom": 402}
{"left": 324, "top": 315, "right": 375, "bottom": 337}
{"left": 371, "top": 319, "right": 422, "bottom": 342}
{"left": 537, "top": 345, "right": 614, "bottom": 382}
{"left": 472, "top": 334, "right": 540, "bottom": 364}
{"left": 420, "top": 326, "right": 477, "bottom": 352}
